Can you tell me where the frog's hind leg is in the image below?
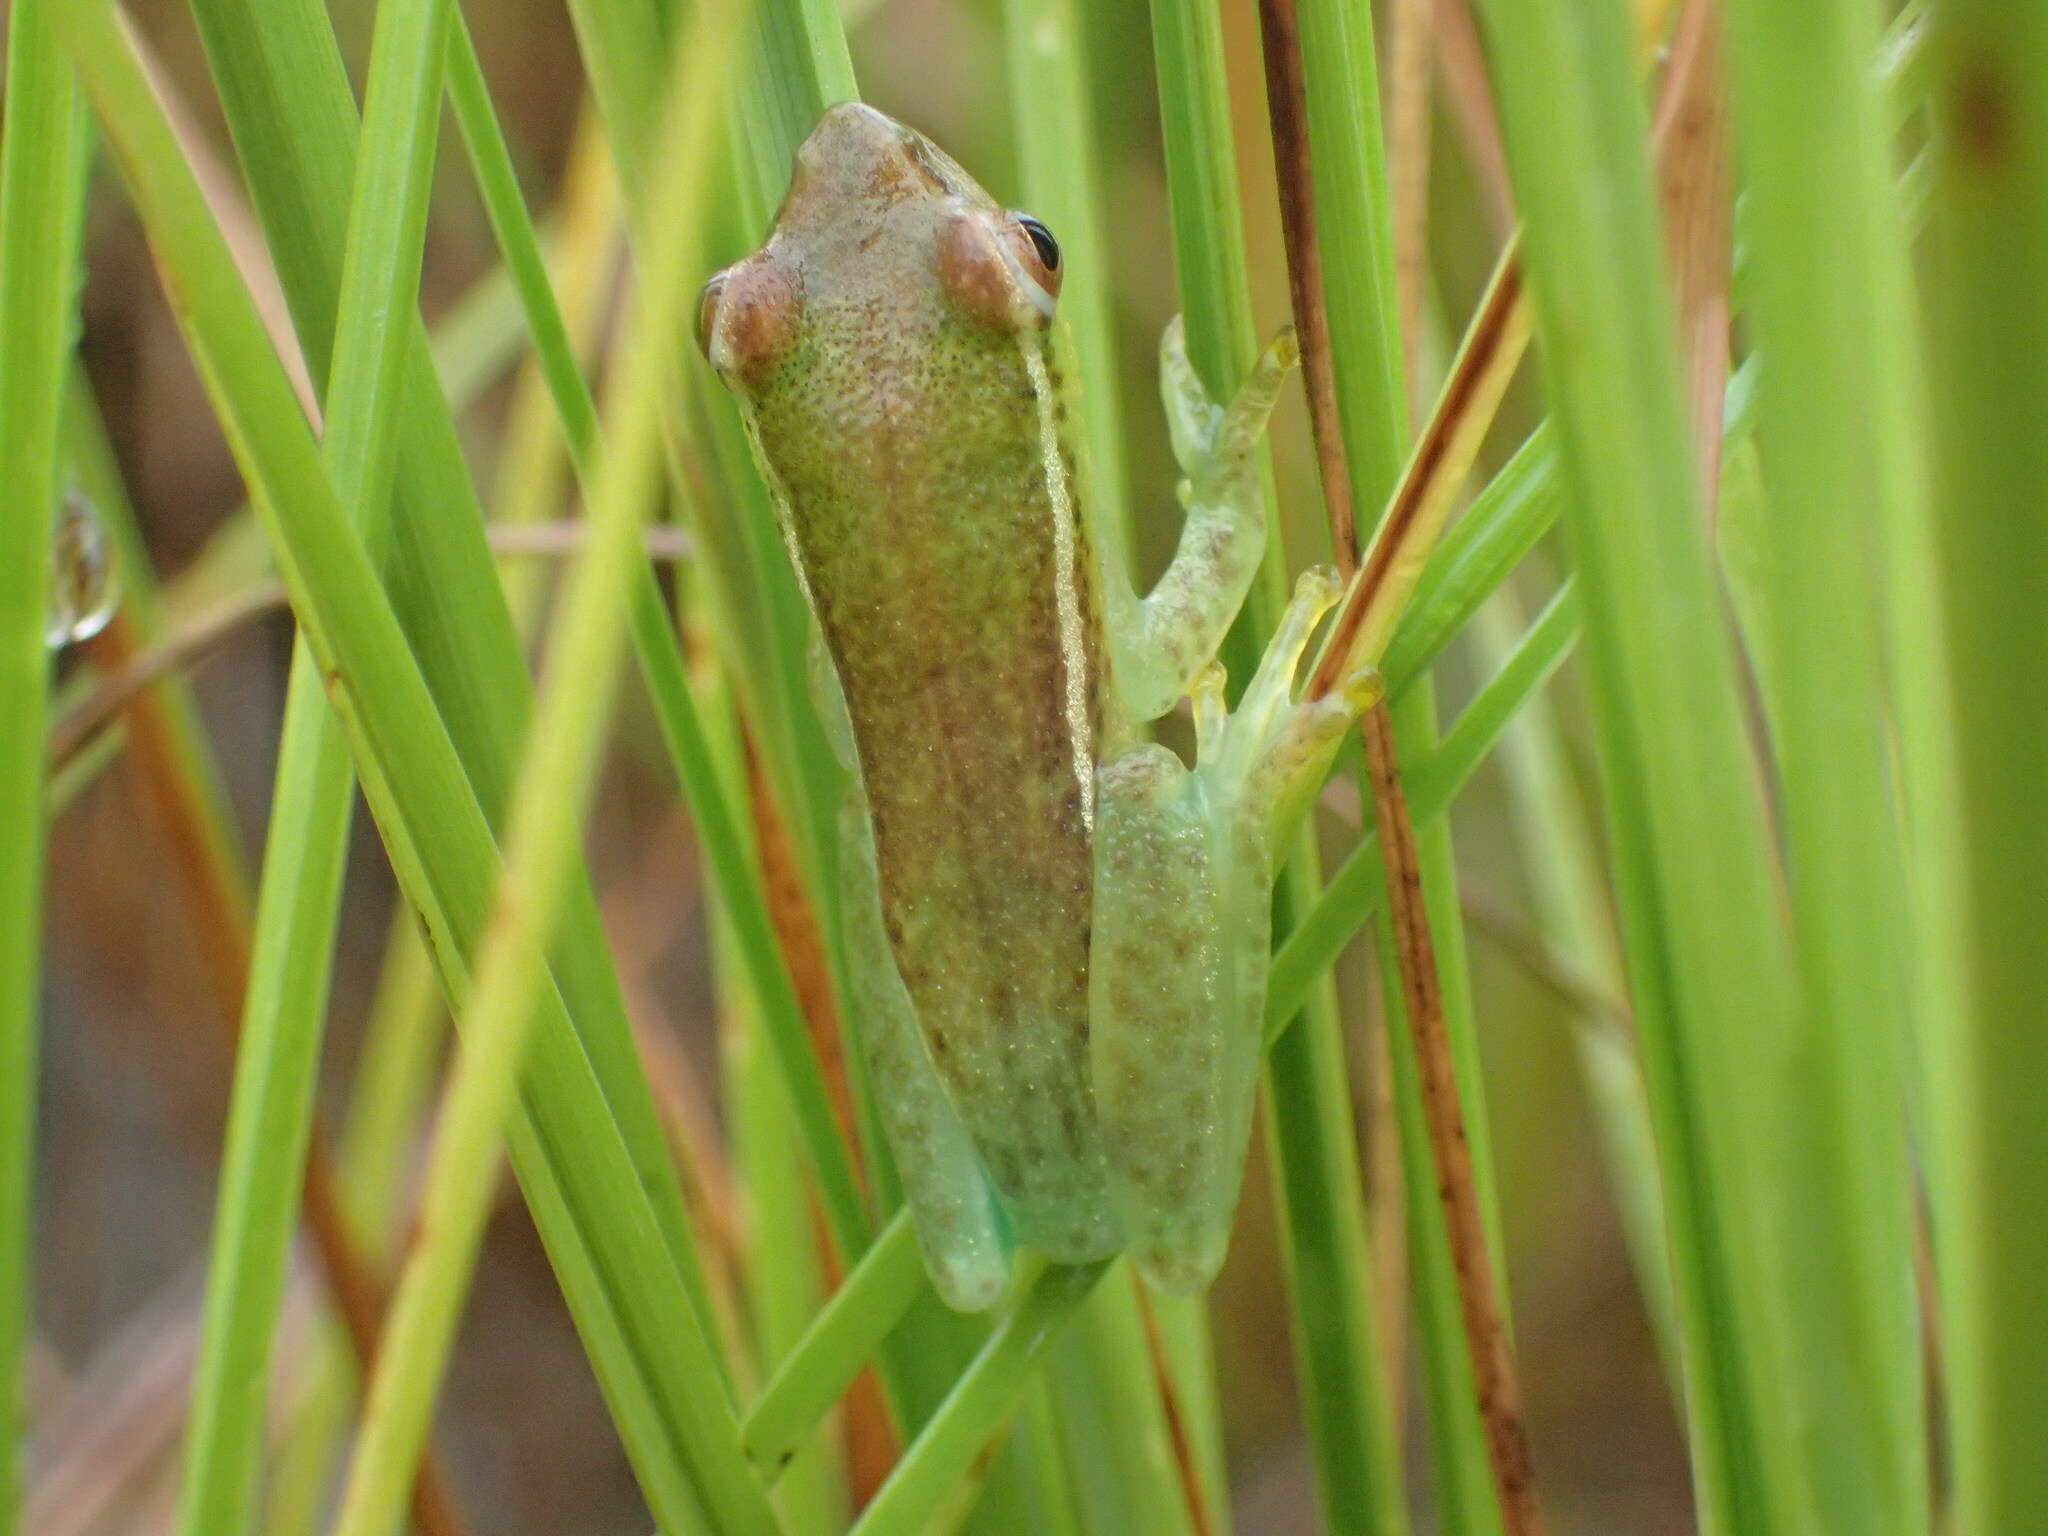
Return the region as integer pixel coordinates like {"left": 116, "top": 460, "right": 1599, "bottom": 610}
{"left": 1090, "top": 736, "right": 1247, "bottom": 1290}
{"left": 840, "top": 799, "right": 1014, "bottom": 1311}
{"left": 1092, "top": 569, "right": 1380, "bottom": 1294}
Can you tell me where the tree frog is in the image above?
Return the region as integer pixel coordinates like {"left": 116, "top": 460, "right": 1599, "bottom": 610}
{"left": 699, "top": 102, "right": 1378, "bottom": 1310}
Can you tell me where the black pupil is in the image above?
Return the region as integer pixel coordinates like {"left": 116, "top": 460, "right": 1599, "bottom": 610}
{"left": 1018, "top": 216, "right": 1060, "bottom": 272}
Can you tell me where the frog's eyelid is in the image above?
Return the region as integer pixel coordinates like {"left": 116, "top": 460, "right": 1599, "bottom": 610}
{"left": 992, "top": 228, "right": 1059, "bottom": 322}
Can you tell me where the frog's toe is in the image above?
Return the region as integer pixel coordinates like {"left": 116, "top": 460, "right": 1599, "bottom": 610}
{"left": 996, "top": 1179, "right": 1122, "bottom": 1267}
{"left": 1131, "top": 1234, "right": 1228, "bottom": 1297}
{"left": 923, "top": 1232, "right": 1015, "bottom": 1313}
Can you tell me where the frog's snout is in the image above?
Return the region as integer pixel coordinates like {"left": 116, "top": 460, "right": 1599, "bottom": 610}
{"left": 789, "top": 100, "right": 929, "bottom": 211}
{"left": 804, "top": 100, "right": 901, "bottom": 160}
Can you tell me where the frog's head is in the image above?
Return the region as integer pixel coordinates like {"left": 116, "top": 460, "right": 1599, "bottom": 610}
{"left": 698, "top": 101, "right": 1064, "bottom": 387}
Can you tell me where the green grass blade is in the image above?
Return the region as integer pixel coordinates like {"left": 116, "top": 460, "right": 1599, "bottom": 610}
{"left": 849, "top": 1264, "right": 1110, "bottom": 1536}
{"left": 1267, "top": 586, "right": 1581, "bottom": 1044}
{"left": 1001, "top": 0, "right": 1130, "bottom": 561}
{"left": 741, "top": 1213, "right": 923, "bottom": 1477}
{"left": 1149, "top": 4, "right": 1406, "bottom": 1529}
{"left": 1473, "top": 0, "right": 1826, "bottom": 1526}
{"left": 1473, "top": 589, "right": 1680, "bottom": 1383}
{"left": 1376, "top": 684, "right": 1507, "bottom": 1536}
{"left": 443, "top": 4, "right": 867, "bottom": 1272}
{"left": 1038, "top": 1278, "right": 1199, "bottom": 1535}
{"left": 1382, "top": 360, "right": 1757, "bottom": 703}
{"left": 48, "top": 5, "right": 751, "bottom": 1524}
{"left": 1720, "top": 0, "right": 1928, "bottom": 1526}
{"left": 180, "top": 0, "right": 709, "bottom": 1315}
{"left": 1923, "top": 4, "right": 2048, "bottom": 1528}
{"left": 1291, "top": 2, "right": 1516, "bottom": 1521}
{"left": 1297, "top": 0, "right": 1405, "bottom": 513}
{"left": 0, "top": 6, "right": 87, "bottom": 1528}
{"left": 322, "top": 3, "right": 776, "bottom": 1529}
{"left": 169, "top": 0, "right": 451, "bottom": 1528}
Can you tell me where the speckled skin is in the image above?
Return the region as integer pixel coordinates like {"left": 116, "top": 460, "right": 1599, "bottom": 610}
{"left": 700, "top": 103, "right": 1375, "bottom": 1308}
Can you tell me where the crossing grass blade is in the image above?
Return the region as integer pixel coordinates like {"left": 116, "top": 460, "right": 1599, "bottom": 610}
{"left": 45, "top": 2, "right": 761, "bottom": 1526}
{"left": 168, "top": 0, "right": 455, "bottom": 1529}
{"left": 174, "top": 0, "right": 713, "bottom": 1316}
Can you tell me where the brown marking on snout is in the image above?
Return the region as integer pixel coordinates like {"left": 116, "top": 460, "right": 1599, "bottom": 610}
{"left": 709, "top": 255, "right": 803, "bottom": 381}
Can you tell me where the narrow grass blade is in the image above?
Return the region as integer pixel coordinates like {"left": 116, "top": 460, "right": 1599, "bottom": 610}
{"left": 47, "top": 4, "right": 752, "bottom": 1524}
{"left": 1267, "top": 586, "right": 1581, "bottom": 1044}
{"left": 1472, "top": 590, "right": 1679, "bottom": 1381}
{"left": 0, "top": 7, "right": 87, "bottom": 1527}
{"left": 849, "top": 1264, "right": 1110, "bottom": 1536}
{"left": 1720, "top": 0, "right": 1928, "bottom": 1525}
{"left": 1923, "top": 4, "right": 2048, "bottom": 1528}
{"left": 323, "top": 5, "right": 777, "bottom": 1530}
{"left": 1154, "top": 1, "right": 1406, "bottom": 1528}
{"left": 170, "top": 1, "right": 457, "bottom": 1530}
{"left": 741, "top": 1213, "right": 923, "bottom": 1478}
{"left": 179, "top": 0, "right": 711, "bottom": 1315}
{"left": 1473, "top": 0, "right": 1818, "bottom": 1526}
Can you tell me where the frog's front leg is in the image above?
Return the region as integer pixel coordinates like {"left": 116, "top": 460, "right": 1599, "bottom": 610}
{"left": 1103, "top": 318, "right": 1300, "bottom": 724}
{"left": 1091, "top": 568, "right": 1380, "bottom": 1292}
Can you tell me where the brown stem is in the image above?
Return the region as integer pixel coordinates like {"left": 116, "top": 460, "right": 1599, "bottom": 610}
{"left": 81, "top": 613, "right": 469, "bottom": 1536}
{"left": 1361, "top": 707, "right": 1548, "bottom": 1535}
{"left": 1304, "top": 243, "right": 1527, "bottom": 702}
{"left": 1389, "top": 0, "right": 1438, "bottom": 424}
{"left": 1256, "top": 12, "right": 1550, "bottom": 1533}
{"left": 1131, "top": 1277, "right": 1219, "bottom": 1536}
{"left": 741, "top": 734, "right": 864, "bottom": 1184}
{"left": 1254, "top": 0, "right": 1360, "bottom": 571}
{"left": 1650, "top": 0, "right": 1734, "bottom": 521}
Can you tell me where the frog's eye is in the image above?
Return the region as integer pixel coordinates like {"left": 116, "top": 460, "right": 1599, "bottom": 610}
{"left": 1014, "top": 215, "right": 1060, "bottom": 275}
{"left": 696, "top": 271, "right": 728, "bottom": 362}
{"left": 1003, "top": 212, "right": 1064, "bottom": 307}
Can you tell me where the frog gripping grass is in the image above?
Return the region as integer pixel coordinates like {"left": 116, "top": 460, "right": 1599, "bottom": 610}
{"left": 700, "top": 102, "right": 1376, "bottom": 1309}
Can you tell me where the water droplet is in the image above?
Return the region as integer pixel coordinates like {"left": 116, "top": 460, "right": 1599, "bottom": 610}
{"left": 46, "top": 488, "right": 118, "bottom": 649}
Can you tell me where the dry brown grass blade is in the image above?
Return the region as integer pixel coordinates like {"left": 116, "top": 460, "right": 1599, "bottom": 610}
{"left": 1304, "top": 241, "right": 1529, "bottom": 702}
{"left": 1652, "top": 0, "right": 1734, "bottom": 517}
{"left": 1390, "top": 0, "right": 1438, "bottom": 421}
{"left": 1262, "top": 10, "right": 1731, "bottom": 1531}
{"left": 1256, "top": 5, "right": 1548, "bottom": 1531}
{"left": 1132, "top": 1276, "right": 1219, "bottom": 1536}
{"left": 1362, "top": 707, "right": 1549, "bottom": 1535}
{"left": 735, "top": 737, "right": 907, "bottom": 1500}
{"left": 1434, "top": 0, "right": 1516, "bottom": 237}
{"left": 1255, "top": 0, "right": 1360, "bottom": 570}
{"left": 78, "top": 614, "right": 470, "bottom": 1536}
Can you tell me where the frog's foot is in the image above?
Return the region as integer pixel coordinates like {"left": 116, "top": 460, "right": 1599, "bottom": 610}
{"left": 1202, "top": 564, "right": 1382, "bottom": 802}
{"left": 1161, "top": 315, "right": 1299, "bottom": 509}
